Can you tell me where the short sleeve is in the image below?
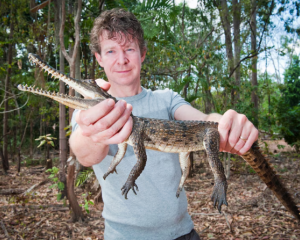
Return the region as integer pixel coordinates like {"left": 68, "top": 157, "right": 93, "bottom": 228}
{"left": 168, "top": 90, "right": 190, "bottom": 120}
{"left": 71, "top": 109, "right": 79, "bottom": 132}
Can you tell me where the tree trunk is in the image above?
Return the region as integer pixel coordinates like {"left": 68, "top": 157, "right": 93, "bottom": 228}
{"left": 251, "top": 0, "right": 259, "bottom": 127}
{"left": 91, "top": 55, "right": 96, "bottom": 80}
{"left": 30, "top": 118, "right": 33, "bottom": 158}
{"left": 54, "top": 0, "right": 68, "bottom": 200}
{"left": 2, "top": 12, "right": 14, "bottom": 173}
{"left": 67, "top": 156, "right": 84, "bottom": 222}
{"left": 59, "top": 50, "right": 68, "bottom": 199}
{"left": 215, "top": 0, "right": 235, "bottom": 106}
{"left": 233, "top": 0, "right": 241, "bottom": 101}
{"left": 59, "top": 0, "right": 83, "bottom": 222}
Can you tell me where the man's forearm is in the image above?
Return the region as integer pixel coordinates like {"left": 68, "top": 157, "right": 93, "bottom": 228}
{"left": 69, "top": 127, "right": 109, "bottom": 167}
{"left": 205, "top": 113, "right": 222, "bottom": 122}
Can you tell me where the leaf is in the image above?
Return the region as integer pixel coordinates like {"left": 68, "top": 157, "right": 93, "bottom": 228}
{"left": 57, "top": 182, "right": 65, "bottom": 190}
{"left": 37, "top": 140, "right": 46, "bottom": 148}
{"left": 49, "top": 141, "right": 54, "bottom": 147}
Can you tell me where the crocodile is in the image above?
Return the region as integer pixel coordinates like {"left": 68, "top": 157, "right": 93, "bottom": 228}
{"left": 18, "top": 53, "right": 300, "bottom": 220}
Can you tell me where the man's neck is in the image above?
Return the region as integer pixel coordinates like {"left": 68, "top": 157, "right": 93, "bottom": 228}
{"left": 108, "top": 82, "right": 143, "bottom": 98}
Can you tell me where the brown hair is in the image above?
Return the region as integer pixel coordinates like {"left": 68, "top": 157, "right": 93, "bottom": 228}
{"left": 90, "top": 9, "right": 146, "bottom": 55}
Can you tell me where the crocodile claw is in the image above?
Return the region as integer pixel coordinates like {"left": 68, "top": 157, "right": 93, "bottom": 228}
{"left": 176, "top": 187, "right": 183, "bottom": 198}
{"left": 211, "top": 181, "right": 228, "bottom": 213}
{"left": 121, "top": 182, "right": 139, "bottom": 199}
{"left": 103, "top": 169, "right": 118, "bottom": 180}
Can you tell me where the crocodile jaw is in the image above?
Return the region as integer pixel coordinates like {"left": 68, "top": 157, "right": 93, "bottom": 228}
{"left": 17, "top": 84, "right": 101, "bottom": 110}
{"left": 28, "top": 53, "right": 105, "bottom": 99}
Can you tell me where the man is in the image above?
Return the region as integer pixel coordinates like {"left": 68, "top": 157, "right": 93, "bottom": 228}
{"left": 70, "top": 8, "right": 258, "bottom": 240}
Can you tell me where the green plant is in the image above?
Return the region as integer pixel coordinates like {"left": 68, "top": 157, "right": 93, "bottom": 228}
{"left": 46, "top": 167, "right": 65, "bottom": 200}
{"left": 80, "top": 193, "right": 94, "bottom": 214}
{"left": 76, "top": 169, "right": 94, "bottom": 187}
{"left": 35, "top": 133, "right": 57, "bottom": 160}
{"left": 247, "top": 166, "right": 256, "bottom": 174}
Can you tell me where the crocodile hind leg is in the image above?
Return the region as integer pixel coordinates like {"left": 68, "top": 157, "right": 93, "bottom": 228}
{"left": 176, "top": 152, "right": 191, "bottom": 198}
{"left": 103, "top": 142, "right": 127, "bottom": 180}
{"left": 203, "top": 128, "right": 228, "bottom": 213}
{"left": 121, "top": 130, "right": 147, "bottom": 199}
{"left": 242, "top": 142, "right": 300, "bottom": 221}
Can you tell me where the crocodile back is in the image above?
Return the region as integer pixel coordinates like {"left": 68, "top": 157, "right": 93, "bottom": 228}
{"left": 128, "top": 117, "right": 218, "bottom": 153}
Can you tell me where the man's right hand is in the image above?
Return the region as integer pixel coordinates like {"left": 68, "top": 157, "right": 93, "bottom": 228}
{"left": 76, "top": 79, "right": 133, "bottom": 145}
{"left": 69, "top": 79, "right": 132, "bottom": 167}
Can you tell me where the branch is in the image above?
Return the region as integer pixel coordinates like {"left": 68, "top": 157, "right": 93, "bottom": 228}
{"left": 71, "top": 0, "right": 82, "bottom": 64}
{"left": 59, "top": 0, "right": 71, "bottom": 63}
{"left": 229, "top": 0, "right": 275, "bottom": 78}
{"left": 0, "top": 95, "right": 29, "bottom": 114}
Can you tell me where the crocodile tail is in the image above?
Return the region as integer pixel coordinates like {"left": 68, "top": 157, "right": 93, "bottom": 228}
{"left": 242, "top": 142, "right": 300, "bottom": 221}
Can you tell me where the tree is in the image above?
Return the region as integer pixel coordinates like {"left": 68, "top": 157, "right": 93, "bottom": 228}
{"left": 276, "top": 55, "right": 300, "bottom": 151}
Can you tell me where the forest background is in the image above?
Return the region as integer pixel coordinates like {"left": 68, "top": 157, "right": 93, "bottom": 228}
{"left": 0, "top": 0, "right": 300, "bottom": 237}
{"left": 1, "top": 0, "right": 300, "bottom": 172}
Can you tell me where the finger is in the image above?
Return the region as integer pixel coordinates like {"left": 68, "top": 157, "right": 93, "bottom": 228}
{"left": 95, "top": 79, "right": 111, "bottom": 91}
{"left": 96, "top": 103, "right": 132, "bottom": 143}
{"left": 105, "top": 113, "right": 133, "bottom": 145}
{"left": 238, "top": 127, "right": 259, "bottom": 155}
{"left": 78, "top": 99, "right": 115, "bottom": 127}
{"left": 93, "top": 100, "right": 127, "bottom": 132}
{"left": 224, "top": 114, "right": 248, "bottom": 153}
{"left": 218, "top": 115, "right": 233, "bottom": 152}
{"left": 230, "top": 122, "right": 252, "bottom": 154}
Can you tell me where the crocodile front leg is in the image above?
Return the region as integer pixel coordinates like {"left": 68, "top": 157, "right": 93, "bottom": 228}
{"left": 203, "top": 128, "right": 228, "bottom": 212}
{"left": 103, "top": 142, "right": 128, "bottom": 180}
{"left": 176, "top": 152, "right": 191, "bottom": 198}
{"left": 121, "top": 125, "right": 147, "bottom": 199}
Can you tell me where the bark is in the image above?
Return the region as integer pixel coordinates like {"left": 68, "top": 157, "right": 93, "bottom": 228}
{"left": 54, "top": 0, "right": 68, "bottom": 200}
{"left": 251, "top": 0, "right": 259, "bottom": 127}
{"left": 67, "top": 156, "right": 84, "bottom": 222}
{"left": 17, "top": 111, "right": 32, "bottom": 172}
{"left": 30, "top": 117, "right": 33, "bottom": 158}
{"left": 2, "top": 8, "right": 14, "bottom": 173}
{"left": 215, "top": 0, "right": 235, "bottom": 106}
{"left": 0, "top": 188, "right": 24, "bottom": 195}
{"left": 233, "top": 0, "right": 241, "bottom": 101}
{"left": 59, "top": 0, "right": 84, "bottom": 222}
{"left": 91, "top": 55, "right": 96, "bottom": 80}
{"left": 59, "top": 0, "right": 82, "bottom": 120}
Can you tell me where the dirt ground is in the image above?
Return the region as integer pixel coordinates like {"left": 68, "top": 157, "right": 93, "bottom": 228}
{"left": 0, "top": 140, "right": 299, "bottom": 239}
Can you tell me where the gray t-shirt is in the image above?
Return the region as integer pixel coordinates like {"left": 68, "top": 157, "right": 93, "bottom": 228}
{"left": 71, "top": 87, "right": 194, "bottom": 240}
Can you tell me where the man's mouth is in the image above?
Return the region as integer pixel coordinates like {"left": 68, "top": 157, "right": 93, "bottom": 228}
{"left": 116, "top": 70, "right": 131, "bottom": 73}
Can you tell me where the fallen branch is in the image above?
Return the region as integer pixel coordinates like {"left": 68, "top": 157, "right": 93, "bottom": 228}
{"left": 271, "top": 210, "right": 296, "bottom": 219}
{"left": 0, "top": 188, "right": 24, "bottom": 195}
{"left": 0, "top": 204, "right": 65, "bottom": 210}
{"left": 191, "top": 212, "right": 220, "bottom": 216}
{"left": 222, "top": 212, "right": 232, "bottom": 232}
{"left": 0, "top": 220, "right": 10, "bottom": 239}
{"left": 22, "top": 178, "right": 50, "bottom": 196}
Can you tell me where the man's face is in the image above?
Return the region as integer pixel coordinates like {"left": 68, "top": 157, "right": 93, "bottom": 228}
{"left": 95, "top": 31, "right": 146, "bottom": 87}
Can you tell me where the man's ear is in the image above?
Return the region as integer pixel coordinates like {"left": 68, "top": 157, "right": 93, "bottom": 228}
{"left": 141, "top": 48, "right": 147, "bottom": 63}
{"left": 95, "top": 52, "right": 104, "bottom": 67}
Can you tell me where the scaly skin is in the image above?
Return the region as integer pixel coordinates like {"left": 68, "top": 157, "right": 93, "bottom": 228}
{"left": 17, "top": 53, "right": 300, "bottom": 220}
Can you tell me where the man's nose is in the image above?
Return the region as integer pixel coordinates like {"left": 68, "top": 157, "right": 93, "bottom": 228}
{"left": 117, "top": 51, "right": 128, "bottom": 65}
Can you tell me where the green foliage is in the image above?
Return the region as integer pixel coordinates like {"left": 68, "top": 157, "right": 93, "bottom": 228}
{"left": 46, "top": 167, "right": 65, "bottom": 200}
{"left": 276, "top": 55, "right": 300, "bottom": 150}
{"left": 80, "top": 193, "right": 94, "bottom": 214}
{"left": 35, "top": 134, "right": 57, "bottom": 148}
{"left": 76, "top": 169, "right": 94, "bottom": 187}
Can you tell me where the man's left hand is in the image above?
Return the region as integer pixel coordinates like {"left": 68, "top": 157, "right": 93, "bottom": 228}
{"left": 218, "top": 110, "right": 259, "bottom": 155}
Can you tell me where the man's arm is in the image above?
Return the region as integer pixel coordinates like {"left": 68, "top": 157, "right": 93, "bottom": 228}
{"left": 174, "top": 105, "right": 258, "bottom": 155}
{"left": 69, "top": 82, "right": 133, "bottom": 167}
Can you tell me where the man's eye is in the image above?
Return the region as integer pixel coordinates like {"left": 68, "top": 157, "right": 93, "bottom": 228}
{"left": 107, "top": 50, "right": 113, "bottom": 54}
{"left": 127, "top": 49, "right": 133, "bottom": 52}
